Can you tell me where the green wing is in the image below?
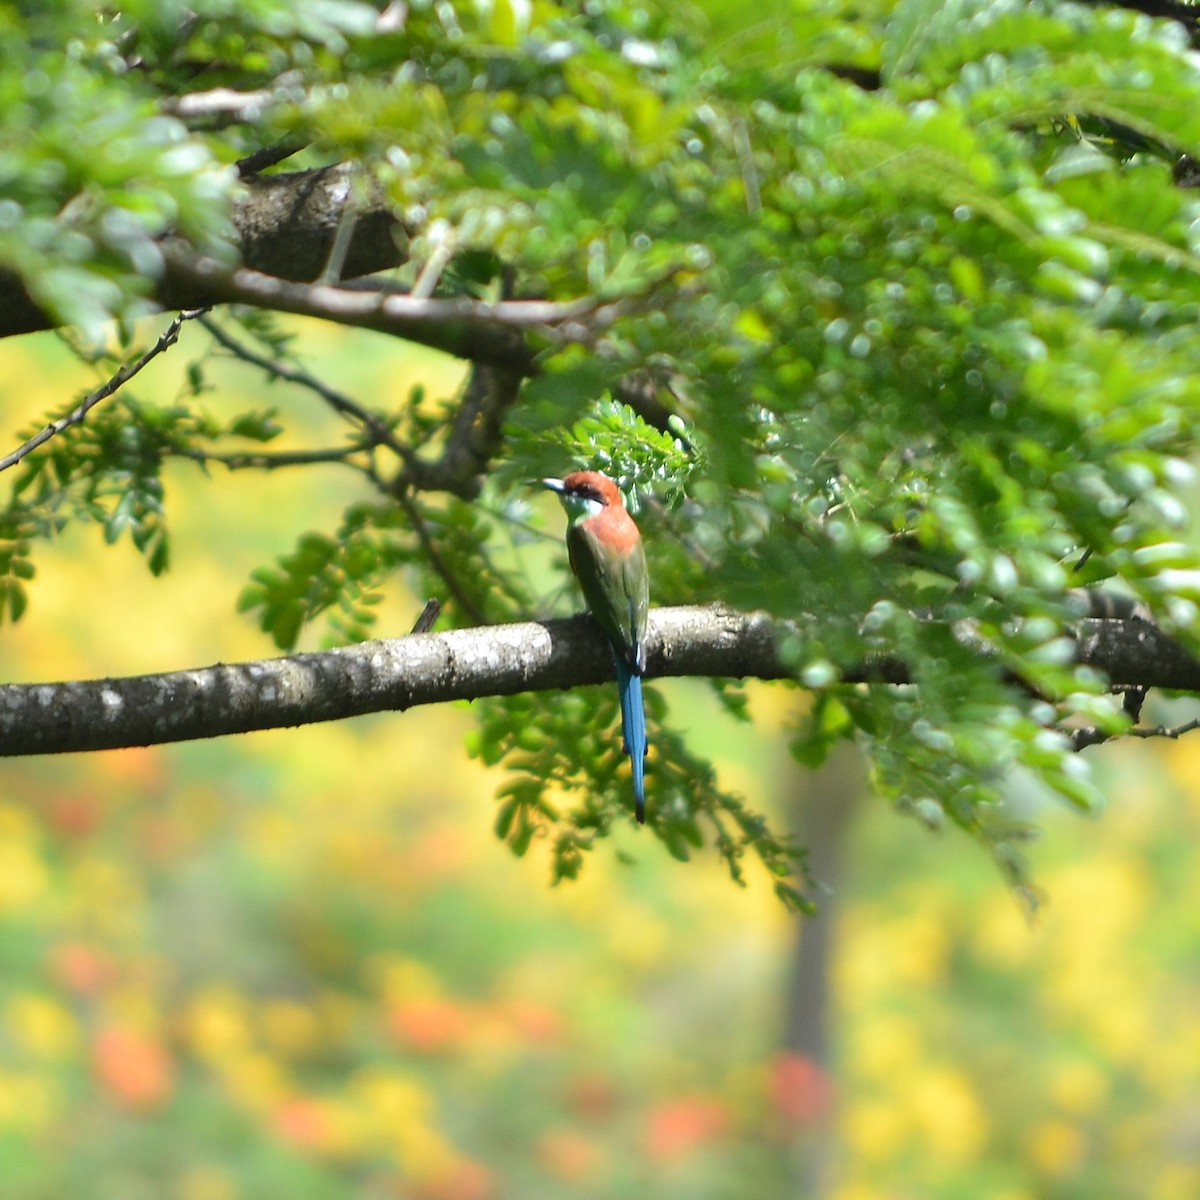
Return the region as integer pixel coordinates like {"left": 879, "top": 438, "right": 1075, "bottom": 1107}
{"left": 567, "top": 522, "right": 648, "bottom": 673}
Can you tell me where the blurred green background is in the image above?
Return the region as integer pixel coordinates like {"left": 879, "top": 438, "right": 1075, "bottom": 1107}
{"left": 0, "top": 323, "right": 1197, "bottom": 1200}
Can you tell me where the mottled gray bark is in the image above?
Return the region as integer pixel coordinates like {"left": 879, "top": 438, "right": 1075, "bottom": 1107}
{"left": 0, "top": 165, "right": 407, "bottom": 339}
{"left": 0, "top": 604, "right": 1193, "bottom": 757}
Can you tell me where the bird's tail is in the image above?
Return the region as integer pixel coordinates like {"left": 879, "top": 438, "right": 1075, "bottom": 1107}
{"left": 616, "top": 660, "right": 647, "bottom": 823}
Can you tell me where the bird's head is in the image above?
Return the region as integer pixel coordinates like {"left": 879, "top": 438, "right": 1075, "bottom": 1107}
{"left": 542, "top": 471, "right": 625, "bottom": 519}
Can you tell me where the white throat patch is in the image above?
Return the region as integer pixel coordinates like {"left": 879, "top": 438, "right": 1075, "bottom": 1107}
{"left": 564, "top": 494, "right": 604, "bottom": 519}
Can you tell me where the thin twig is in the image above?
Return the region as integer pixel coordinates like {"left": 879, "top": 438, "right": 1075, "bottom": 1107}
{"left": 318, "top": 184, "right": 361, "bottom": 284}
{"left": 197, "top": 314, "right": 414, "bottom": 463}
{"left": 395, "top": 490, "right": 487, "bottom": 625}
{"left": 176, "top": 446, "right": 373, "bottom": 472}
{"left": 1070, "top": 715, "right": 1200, "bottom": 751}
{"left": 237, "top": 138, "right": 310, "bottom": 178}
{"left": 0, "top": 309, "right": 209, "bottom": 474}
{"left": 410, "top": 599, "right": 442, "bottom": 634}
{"left": 733, "top": 118, "right": 762, "bottom": 216}
{"left": 410, "top": 237, "right": 456, "bottom": 300}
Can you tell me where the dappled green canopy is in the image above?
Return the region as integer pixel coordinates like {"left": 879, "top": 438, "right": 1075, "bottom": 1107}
{"left": 3, "top": 0, "right": 1200, "bottom": 900}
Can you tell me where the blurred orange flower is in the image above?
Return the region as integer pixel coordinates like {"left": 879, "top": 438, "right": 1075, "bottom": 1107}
{"left": 92, "top": 1025, "right": 174, "bottom": 1110}
{"left": 272, "top": 1096, "right": 339, "bottom": 1152}
{"left": 770, "top": 1052, "right": 833, "bottom": 1128}
{"left": 536, "top": 1129, "right": 600, "bottom": 1181}
{"left": 504, "top": 999, "right": 564, "bottom": 1046}
{"left": 49, "top": 942, "right": 117, "bottom": 995}
{"left": 410, "top": 1158, "right": 493, "bottom": 1200}
{"left": 567, "top": 1074, "right": 619, "bottom": 1120}
{"left": 46, "top": 794, "right": 104, "bottom": 839}
{"left": 387, "top": 998, "right": 471, "bottom": 1053}
{"left": 646, "top": 1095, "right": 731, "bottom": 1159}
{"left": 98, "top": 746, "right": 166, "bottom": 790}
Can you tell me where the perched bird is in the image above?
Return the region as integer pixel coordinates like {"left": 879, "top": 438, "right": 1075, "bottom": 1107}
{"left": 544, "top": 471, "right": 649, "bottom": 823}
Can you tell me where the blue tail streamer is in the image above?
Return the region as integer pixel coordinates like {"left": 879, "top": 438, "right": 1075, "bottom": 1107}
{"left": 616, "top": 660, "right": 647, "bottom": 823}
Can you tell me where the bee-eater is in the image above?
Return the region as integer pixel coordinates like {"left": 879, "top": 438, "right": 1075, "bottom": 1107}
{"left": 544, "top": 471, "right": 649, "bottom": 823}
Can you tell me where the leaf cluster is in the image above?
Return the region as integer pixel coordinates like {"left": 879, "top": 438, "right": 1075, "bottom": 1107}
{"left": 8, "top": 0, "right": 1200, "bottom": 897}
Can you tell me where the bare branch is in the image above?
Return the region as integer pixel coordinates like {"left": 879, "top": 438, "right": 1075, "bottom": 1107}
{"left": 410, "top": 599, "right": 442, "bottom": 634}
{"left": 199, "top": 314, "right": 522, "bottom": 499}
{"left": 164, "top": 86, "right": 280, "bottom": 122}
{"left": 176, "top": 445, "right": 371, "bottom": 471}
{"left": 1, "top": 604, "right": 1198, "bottom": 757}
{"left": 197, "top": 314, "right": 414, "bottom": 462}
{"left": 236, "top": 138, "right": 309, "bottom": 178}
{"left": 0, "top": 309, "right": 209, "bottom": 474}
{"left": 161, "top": 244, "right": 632, "bottom": 368}
{"left": 393, "top": 364, "right": 524, "bottom": 498}
{"left": 0, "top": 606, "right": 782, "bottom": 755}
{"left": 0, "top": 165, "right": 407, "bottom": 339}
{"left": 1071, "top": 716, "right": 1200, "bottom": 751}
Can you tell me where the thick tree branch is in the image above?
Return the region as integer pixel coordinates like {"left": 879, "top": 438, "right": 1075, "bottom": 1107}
{"left": 160, "top": 245, "right": 568, "bottom": 370}
{"left": 391, "top": 363, "right": 525, "bottom": 497}
{"left": 0, "top": 165, "right": 407, "bottom": 339}
{"left": 0, "top": 605, "right": 1196, "bottom": 757}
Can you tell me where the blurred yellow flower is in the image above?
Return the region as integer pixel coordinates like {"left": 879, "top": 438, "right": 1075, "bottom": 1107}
{"left": 1086, "top": 990, "right": 1153, "bottom": 1063}
{"left": 349, "top": 1067, "right": 459, "bottom": 1176}
{"left": 245, "top": 810, "right": 300, "bottom": 868}
{"left": 0, "top": 803, "right": 38, "bottom": 842}
{"left": 975, "top": 894, "right": 1034, "bottom": 969}
{"left": 1162, "top": 738, "right": 1200, "bottom": 813}
{"left": 850, "top": 1012, "right": 922, "bottom": 1080}
{"left": 351, "top": 1067, "right": 435, "bottom": 1135}
{"left": 183, "top": 985, "right": 253, "bottom": 1064}
{"left": 0, "top": 1070, "right": 60, "bottom": 1132}
{"left": 603, "top": 903, "right": 671, "bottom": 971}
{"left": 1156, "top": 1164, "right": 1200, "bottom": 1200}
{"left": 838, "top": 900, "right": 949, "bottom": 999}
{"left": 842, "top": 1098, "right": 908, "bottom": 1163}
{"left": 1113, "top": 1112, "right": 1157, "bottom": 1160}
{"left": 394, "top": 1121, "right": 458, "bottom": 1181}
{"left": 831, "top": 1185, "right": 896, "bottom": 1200}
{"left": 1027, "top": 1118, "right": 1086, "bottom": 1176}
{"left": 1048, "top": 1058, "right": 1109, "bottom": 1116}
{"left": 909, "top": 1065, "right": 987, "bottom": 1164}
{"left": 261, "top": 999, "right": 322, "bottom": 1059}
{"left": 0, "top": 838, "right": 49, "bottom": 914}
{"left": 1140, "top": 1024, "right": 1200, "bottom": 1097}
{"left": 369, "top": 954, "right": 443, "bottom": 1004}
{"left": 220, "top": 1051, "right": 290, "bottom": 1113}
{"left": 63, "top": 855, "right": 144, "bottom": 938}
{"left": 893, "top": 910, "right": 951, "bottom": 987}
{"left": 177, "top": 1166, "right": 237, "bottom": 1200}
{"left": 104, "top": 980, "right": 168, "bottom": 1034}
{"left": 1048, "top": 859, "right": 1149, "bottom": 956}
{"left": 4, "top": 993, "right": 80, "bottom": 1059}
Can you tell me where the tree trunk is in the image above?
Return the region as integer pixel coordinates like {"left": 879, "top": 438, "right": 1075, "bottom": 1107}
{"left": 780, "top": 740, "right": 865, "bottom": 1196}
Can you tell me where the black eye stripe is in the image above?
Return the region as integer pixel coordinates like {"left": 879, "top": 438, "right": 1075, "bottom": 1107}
{"left": 569, "top": 483, "right": 606, "bottom": 504}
